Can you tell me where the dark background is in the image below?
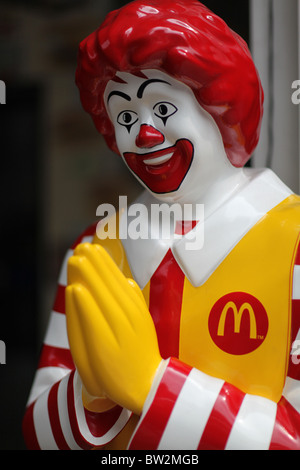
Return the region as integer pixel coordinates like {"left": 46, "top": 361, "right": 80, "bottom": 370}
{"left": 0, "top": 0, "right": 249, "bottom": 450}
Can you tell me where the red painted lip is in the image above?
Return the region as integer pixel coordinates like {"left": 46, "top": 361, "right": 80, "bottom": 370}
{"left": 123, "top": 139, "right": 194, "bottom": 194}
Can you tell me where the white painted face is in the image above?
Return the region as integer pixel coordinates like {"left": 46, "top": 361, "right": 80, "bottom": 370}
{"left": 104, "top": 69, "right": 233, "bottom": 203}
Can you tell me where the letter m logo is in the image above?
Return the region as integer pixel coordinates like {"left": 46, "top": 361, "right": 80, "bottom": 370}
{"left": 208, "top": 292, "right": 269, "bottom": 355}
{"left": 217, "top": 301, "right": 257, "bottom": 339}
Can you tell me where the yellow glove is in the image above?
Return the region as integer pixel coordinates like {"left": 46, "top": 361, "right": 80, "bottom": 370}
{"left": 65, "top": 243, "right": 162, "bottom": 416}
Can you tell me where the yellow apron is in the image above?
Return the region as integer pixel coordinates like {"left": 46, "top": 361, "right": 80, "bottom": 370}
{"left": 180, "top": 195, "right": 300, "bottom": 402}
{"left": 93, "top": 194, "right": 300, "bottom": 447}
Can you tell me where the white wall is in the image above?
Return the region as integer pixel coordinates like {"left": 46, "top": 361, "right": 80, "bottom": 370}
{"left": 250, "top": 0, "right": 300, "bottom": 193}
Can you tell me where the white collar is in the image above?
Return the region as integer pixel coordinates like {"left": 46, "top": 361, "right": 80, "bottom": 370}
{"left": 120, "top": 169, "right": 293, "bottom": 289}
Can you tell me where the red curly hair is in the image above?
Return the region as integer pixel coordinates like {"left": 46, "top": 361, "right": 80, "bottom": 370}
{"left": 75, "top": 0, "right": 264, "bottom": 167}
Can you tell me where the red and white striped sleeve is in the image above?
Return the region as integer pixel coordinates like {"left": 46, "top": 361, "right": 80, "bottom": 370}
{"left": 128, "top": 243, "right": 300, "bottom": 451}
{"left": 22, "top": 224, "right": 131, "bottom": 450}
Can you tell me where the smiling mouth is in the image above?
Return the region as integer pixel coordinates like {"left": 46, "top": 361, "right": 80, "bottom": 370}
{"left": 123, "top": 139, "right": 194, "bottom": 194}
{"left": 143, "top": 152, "right": 173, "bottom": 166}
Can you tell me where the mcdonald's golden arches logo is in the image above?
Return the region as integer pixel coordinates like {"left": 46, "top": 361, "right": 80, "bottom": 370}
{"left": 208, "top": 292, "right": 269, "bottom": 355}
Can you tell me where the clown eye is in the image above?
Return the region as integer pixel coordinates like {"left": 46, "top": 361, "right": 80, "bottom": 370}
{"left": 117, "top": 110, "right": 138, "bottom": 132}
{"left": 153, "top": 101, "right": 178, "bottom": 124}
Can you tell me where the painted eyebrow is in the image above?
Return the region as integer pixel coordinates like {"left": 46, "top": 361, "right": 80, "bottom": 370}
{"left": 107, "top": 79, "right": 171, "bottom": 103}
{"left": 137, "top": 79, "right": 171, "bottom": 99}
{"left": 107, "top": 90, "right": 131, "bottom": 103}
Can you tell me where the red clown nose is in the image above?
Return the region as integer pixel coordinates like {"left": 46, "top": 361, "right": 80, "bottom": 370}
{"left": 135, "top": 124, "right": 165, "bottom": 149}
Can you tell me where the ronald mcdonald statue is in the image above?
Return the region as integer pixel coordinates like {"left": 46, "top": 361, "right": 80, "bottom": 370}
{"left": 23, "top": 0, "right": 300, "bottom": 450}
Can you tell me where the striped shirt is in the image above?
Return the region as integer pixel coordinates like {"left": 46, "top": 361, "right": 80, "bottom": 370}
{"left": 22, "top": 223, "right": 300, "bottom": 450}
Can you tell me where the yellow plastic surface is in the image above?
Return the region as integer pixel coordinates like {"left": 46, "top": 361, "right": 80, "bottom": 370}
{"left": 180, "top": 195, "right": 300, "bottom": 402}
{"left": 66, "top": 242, "right": 162, "bottom": 416}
